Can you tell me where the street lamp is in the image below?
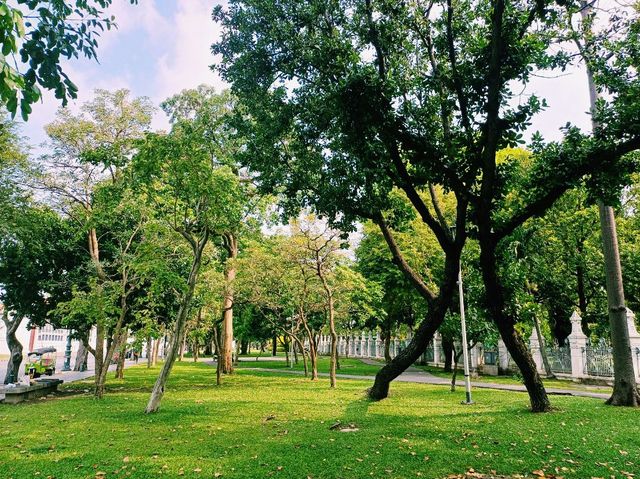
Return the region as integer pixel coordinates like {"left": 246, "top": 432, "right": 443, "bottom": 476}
{"left": 457, "top": 261, "right": 474, "bottom": 404}
{"left": 451, "top": 226, "right": 474, "bottom": 404}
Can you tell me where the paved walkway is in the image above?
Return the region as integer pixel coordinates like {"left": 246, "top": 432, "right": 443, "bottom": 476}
{"left": 234, "top": 358, "right": 611, "bottom": 400}
{"left": 0, "top": 359, "right": 142, "bottom": 401}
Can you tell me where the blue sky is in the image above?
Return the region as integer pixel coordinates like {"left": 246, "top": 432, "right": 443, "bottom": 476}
{"left": 20, "top": 0, "right": 593, "bottom": 149}
{"left": 22, "top": 0, "right": 228, "bottom": 147}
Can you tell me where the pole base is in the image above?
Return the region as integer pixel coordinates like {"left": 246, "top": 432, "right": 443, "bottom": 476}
{"left": 460, "top": 400, "right": 475, "bottom": 405}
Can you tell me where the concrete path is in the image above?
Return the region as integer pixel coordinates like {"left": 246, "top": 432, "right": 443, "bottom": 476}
{"left": 234, "top": 358, "right": 611, "bottom": 400}
{"left": 0, "top": 359, "right": 142, "bottom": 401}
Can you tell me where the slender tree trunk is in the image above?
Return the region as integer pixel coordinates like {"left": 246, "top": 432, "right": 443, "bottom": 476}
{"left": 115, "top": 331, "right": 127, "bottom": 380}
{"left": 145, "top": 233, "right": 208, "bottom": 414}
{"left": 302, "top": 322, "right": 318, "bottom": 380}
{"left": 152, "top": 338, "right": 159, "bottom": 366}
{"left": 2, "top": 311, "right": 24, "bottom": 384}
{"left": 293, "top": 339, "right": 299, "bottom": 365}
{"left": 533, "top": 314, "right": 555, "bottom": 379}
{"left": 575, "top": 6, "right": 640, "bottom": 404}
{"left": 146, "top": 336, "right": 152, "bottom": 368}
{"left": 271, "top": 335, "right": 277, "bottom": 356}
{"left": 74, "top": 338, "right": 89, "bottom": 372}
{"left": 326, "top": 292, "right": 338, "bottom": 388}
{"left": 443, "top": 336, "right": 454, "bottom": 372}
{"left": 221, "top": 233, "right": 237, "bottom": 374}
{"left": 94, "top": 322, "right": 106, "bottom": 398}
{"left": 478, "top": 239, "right": 551, "bottom": 412}
{"left": 384, "top": 330, "right": 392, "bottom": 363}
{"left": 179, "top": 335, "right": 186, "bottom": 362}
{"left": 599, "top": 203, "right": 640, "bottom": 405}
{"left": 193, "top": 340, "right": 199, "bottom": 362}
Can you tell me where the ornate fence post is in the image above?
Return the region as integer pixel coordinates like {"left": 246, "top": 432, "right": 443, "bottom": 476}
{"left": 433, "top": 332, "right": 441, "bottom": 365}
{"left": 529, "top": 330, "right": 545, "bottom": 374}
{"left": 568, "top": 311, "right": 587, "bottom": 379}
{"left": 394, "top": 338, "right": 400, "bottom": 358}
{"left": 367, "top": 331, "right": 373, "bottom": 357}
{"left": 375, "top": 331, "right": 380, "bottom": 358}
{"left": 626, "top": 308, "right": 640, "bottom": 381}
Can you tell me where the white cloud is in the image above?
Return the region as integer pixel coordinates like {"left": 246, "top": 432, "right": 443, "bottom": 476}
{"left": 153, "top": 0, "right": 228, "bottom": 104}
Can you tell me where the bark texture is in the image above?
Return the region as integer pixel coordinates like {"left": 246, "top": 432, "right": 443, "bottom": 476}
{"left": 2, "top": 310, "right": 24, "bottom": 384}
{"left": 478, "top": 240, "right": 551, "bottom": 412}
{"left": 74, "top": 338, "right": 89, "bottom": 372}
{"left": 221, "top": 233, "right": 237, "bottom": 374}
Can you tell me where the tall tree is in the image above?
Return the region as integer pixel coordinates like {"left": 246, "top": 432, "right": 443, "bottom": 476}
{"left": 35, "top": 89, "right": 154, "bottom": 397}
{"left": 215, "top": 0, "right": 640, "bottom": 411}
{"left": 135, "top": 111, "right": 245, "bottom": 413}
{"left": 0, "top": 205, "right": 77, "bottom": 383}
{"left": 569, "top": 1, "right": 640, "bottom": 406}
{"left": 161, "top": 86, "right": 247, "bottom": 375}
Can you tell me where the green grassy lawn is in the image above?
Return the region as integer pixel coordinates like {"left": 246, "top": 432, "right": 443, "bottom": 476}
{"left": 415, "top": 365, "right": 613, "bottom": 393}
{"left": 236, "top": 356, "right": 384, "bottom": 376}
{"left": 1, "top": 363, "right": 637, "bottom": 479}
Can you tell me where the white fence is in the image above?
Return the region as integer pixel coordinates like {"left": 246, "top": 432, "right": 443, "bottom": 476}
{"left": 317, "top": 309, "right": 640, "bottom": 383}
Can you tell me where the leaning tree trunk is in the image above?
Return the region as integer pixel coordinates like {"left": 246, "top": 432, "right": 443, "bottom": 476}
{"left": 221, "top": 233, "right": 238, "bottom": 374}
{"left": 599, "top": 203, "right": 640, "bottom": 406}
{"left": 479, "top": 240, "right": 551, "bottom": 412}
{"left": 145, "top": 233, "right": 207, "bottom": 414}
{"left": 2, "top": 311, "right": 24, "bottom": 384}
{"left": 369, "top": 252, "right": 461, "bottom": 400}
{"left": 74, "top": 338, "right": 89, "bottom": 372}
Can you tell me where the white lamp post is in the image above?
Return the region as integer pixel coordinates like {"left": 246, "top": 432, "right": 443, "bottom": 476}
{"left": 458, "top": 259, "right": 474, "bottom": 404}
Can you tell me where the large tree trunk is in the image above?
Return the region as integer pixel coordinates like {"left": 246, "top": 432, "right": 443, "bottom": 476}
{"left": 576, "top": 4, "right": 640, "bottom": 405}
{"left": 145, "top": 232, "right": 208, "bottom": 414}
{"left": 2, "top": 311, "right": 24, "bottom": 384}
{"left": 599, "top": 203, "right": 640, "bottom": 406}
{"left": 369, "top": 252, "right": 461, "bottom": 400}
{"left": 479, "top": 239, "right": 551, "bottom": 412}
{"left": 74, "top": 339, "right": 89, "bottom": 372}
{"left": 221, "top": 233, "right": 238, "bottom": 374}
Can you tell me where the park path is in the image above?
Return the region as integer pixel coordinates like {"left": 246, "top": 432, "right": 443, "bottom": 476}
{"left": 0, "top": 359, "right": 142, "bottom": 401}
{"left": 233, "top": 357, "right": 611, "bottom": 400}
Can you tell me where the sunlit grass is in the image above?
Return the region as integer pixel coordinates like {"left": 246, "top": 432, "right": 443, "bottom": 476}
{"left": 0, "top": 362, "right": 637, "bottom": 479}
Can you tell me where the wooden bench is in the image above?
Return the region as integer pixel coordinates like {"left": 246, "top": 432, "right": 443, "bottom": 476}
{"left": 0, "top": 378, "right": 64, "bottom": 404}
